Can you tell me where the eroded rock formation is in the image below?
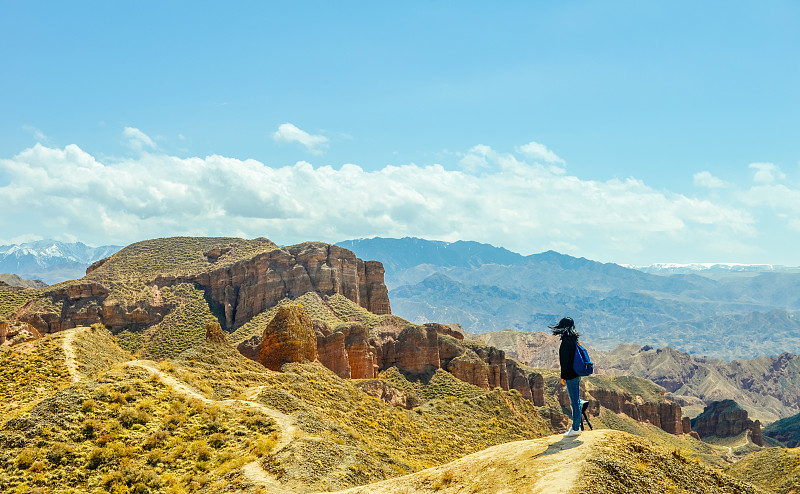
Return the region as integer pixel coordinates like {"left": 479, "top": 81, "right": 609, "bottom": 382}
{"left": 257, "top": 305, "right": 318, "bottom": 371}
{"left": 191, "top": 243, "right": 391, "bottom": 330}
{"left": 0, "top": 320, "right": 42, "bottom": 347}
{"left": 205, "top": 321, "right": 228, "bottom": 344}
{"left": 11, "top": 241, "right": 391, "bottom": 336}
{"left": 588, "top": 388, "right": 690, "bottom": 435}
{"left": 692, "top": 399, "right": 764, "bottom": 446}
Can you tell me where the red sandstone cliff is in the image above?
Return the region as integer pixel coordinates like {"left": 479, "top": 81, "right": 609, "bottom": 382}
{"left": 587, "top": 388, "right": 690, "bottom": 435}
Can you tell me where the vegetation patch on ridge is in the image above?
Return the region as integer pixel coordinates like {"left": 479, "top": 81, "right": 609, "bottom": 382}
{"left": 577, "top": 431, "right": 766, "bottom": 493}
{"left": 726, "top": 446, "right": 800, "bottom": 494}
{"left": 139, "top": 283, "right": 219, "bottom": 360}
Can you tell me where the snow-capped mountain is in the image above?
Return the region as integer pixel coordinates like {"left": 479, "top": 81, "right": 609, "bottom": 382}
{"left": 624, "top": 262, "right": 800, "bottom": 275}
{"left": 0, "top": 240, "right": 122, "bottom": 284}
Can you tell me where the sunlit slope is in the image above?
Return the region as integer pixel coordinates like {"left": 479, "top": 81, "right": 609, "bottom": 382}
{"left": 0, "top": 324, "right": 551, "bottom": 493}
{"left": 727, "top": 446, "right": 800, "bottom": 494}
{"left": 333, "top": 429, "right": 764, "bottom": 494}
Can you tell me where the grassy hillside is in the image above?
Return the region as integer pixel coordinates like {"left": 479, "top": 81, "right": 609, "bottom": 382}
{"left": 84, "top": 236, "right": 279, "bottom": 303}
{"left": 1, "top": 329, "right": 73, "bottom": 422}
{"left": 763, "top": 411, "right": 800, "bottom": 447}
{"left": 0, "top": 284, "right": 37, "bottom": 321}
{"left": 727, "top": 446, "right": 800, "bottom": 494}
{"left": 0, "top": 325, "right": 552, "bottom": 494}
{"left": 576, "top": 431, "right": 766, "bottom": 494}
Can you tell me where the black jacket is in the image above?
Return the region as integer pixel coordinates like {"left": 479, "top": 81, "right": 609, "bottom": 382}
{"left": 559, "top": 333, "right": 579, "bottom": 381}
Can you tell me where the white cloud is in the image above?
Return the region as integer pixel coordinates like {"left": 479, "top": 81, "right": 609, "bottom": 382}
{"left": 0, "top": 233, "right": 44, "bottom": 246}
{"left": 693, "top": 171, "right": 732, "bottom": 189}
{"left": 458, "top": 144, "right": 491, "bottom": 172}
{"left": 123, "top": 127, "right": 156, "bottom": 151}
{"left": 0, "top": 139, "right": 761, "bottom": 264}
{"left": 740, "top": 184, "right": 800, "bottom": 214}
{"left": 22, "top": 125, "right": 48, "bottom": 142}
{"left": 749, "top": 162, "right": 785, "bottom": 184}
{"left": 515, "top": 141, "right": 565, "bottom": 165}
{"left": 272, "top": 123, "right": 329, "bottom": 155}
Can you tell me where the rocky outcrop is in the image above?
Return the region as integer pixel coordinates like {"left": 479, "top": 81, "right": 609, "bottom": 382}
{"left": 315, "top": 321, "right": 351, "bottom": 379}
{"left": 343, "top": 324, "right": 379, "bottom": 379}
{"left": 357, "top": 381, "right": 416, "bottom": 409}
{"left": 178, "top": 242, "right": 391, "bottom": 330}
{"left": 14, "top": 281, "right": 166, "bottom": 334}
{"left": 358, "top": 260, "right": 391, "bottom": 316}
{"left": 236, "top": 335, "right": 261, "bottom": 362}
{"left": 257, "top": 305, "right": 318, "bottom": 371}
{"left": 589, "top": 388, "right": 689, "bottom": 434}
{"left": 0, "top": 321, "right": 41, "bottom": 347}
{"left": 446, "top": 349, "right": 490, "bottom": 390}
{"left": 465, "top": 342, "right": 510, "bottom": 391}
{"left": 692, "top": 399, "right": 764, "bottom": 446}
{"left": 11, "top": 241, "right": 391, "bottom": 337}
{"left": 506, "top": 359, "right": 534, "bottom": 401}
{"left": 527, "top": 372, "right": 546, "bottom": 407}
{"left": 205, "top": 321, "right": 228, "bottom": 344}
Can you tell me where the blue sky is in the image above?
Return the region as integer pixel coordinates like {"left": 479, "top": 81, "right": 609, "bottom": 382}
{"left": 1, "top": 1, "right": 799, "bottom": 265}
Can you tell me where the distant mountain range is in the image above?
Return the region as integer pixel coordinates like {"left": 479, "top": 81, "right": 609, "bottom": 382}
{"left": 625, "top": 262, "right": 800, "bottom": 275}
{"left": 337, "top": 237, "right": 800, "bottom": 360}
{"left": 474, "top": 328, "right": 800, "bottom": 423}
{"left": 0, "top": 240, "right": 122, "bottom": 284}
{"left": 7, "top": 236, "right": 800, "bottom": 360}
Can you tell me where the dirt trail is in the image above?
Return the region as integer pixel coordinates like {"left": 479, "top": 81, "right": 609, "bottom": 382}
{"left": 60, "top": 327, "right": 82, "bottom": 383}
{"left": 331, "top": 430, "right": 613, "bottom": 494}
{"left": 123, "top": 360, "right": 298, "bottom": 492}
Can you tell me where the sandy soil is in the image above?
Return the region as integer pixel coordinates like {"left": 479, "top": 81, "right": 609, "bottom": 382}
{"left": 328, "top": 430, "right": 614, "bottom": 494}
{"left": 60, "top": 327, "right": 82, "bottom": 383}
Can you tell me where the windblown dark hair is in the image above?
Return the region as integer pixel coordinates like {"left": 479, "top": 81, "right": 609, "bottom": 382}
{"left": 549, "top": 317, "right": 579, "bottom": 338}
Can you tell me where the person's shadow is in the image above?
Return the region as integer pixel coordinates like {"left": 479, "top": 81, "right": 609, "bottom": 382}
{"left": 539, "top": 437, "right": 584, "bottom": 456}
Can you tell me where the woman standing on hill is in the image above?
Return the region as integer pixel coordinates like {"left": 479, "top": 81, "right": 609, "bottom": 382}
{"left": 551, "top": 316, "right": 583, "bottom": 437}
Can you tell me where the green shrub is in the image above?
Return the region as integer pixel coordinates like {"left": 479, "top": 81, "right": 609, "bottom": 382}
{"left": 46, "top": 442, "right": 73, "bottom": 465}
{"left": 86, "top": 447, "right": 106, "bottom": 469}
{"left": 208, "top": 432, "right": 227, "bottom": 448}
{"left": 82, "top": 398, "right": 97, "bottom": 412}
{"left": 81, "top": 418, "right": 101, "bottom": 440}
{"left": 251, "top": 433, "right": 278, "bottom": 457}
{"left": 196, "top": 446, "right": 212, "bottom": 461}
{"left": 15, "top": 448, "right": 37, "bottom": 470}
{"left": 242, "top": 410, "right": 275, "bottom": 432}
{"left": 119, "top": 407, "right": 149, "bottom": 428}
{"left": 142, "top": 430, "right": 168, "bottom": 451}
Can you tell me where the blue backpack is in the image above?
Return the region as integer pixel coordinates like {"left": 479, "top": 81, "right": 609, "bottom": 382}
{"left": 573, "top": 342, "right": 594, "bottom": 376}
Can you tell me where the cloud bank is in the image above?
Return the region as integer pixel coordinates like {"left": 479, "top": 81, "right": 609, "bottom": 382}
{"left": 1, "top": 129, "right": 797, "bottom": 264}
